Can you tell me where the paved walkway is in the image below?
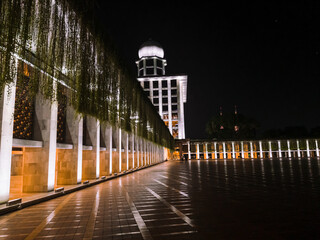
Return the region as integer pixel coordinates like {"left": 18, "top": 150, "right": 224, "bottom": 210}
{"left": 0, "top": 159, "right": 320, "bottom": 239}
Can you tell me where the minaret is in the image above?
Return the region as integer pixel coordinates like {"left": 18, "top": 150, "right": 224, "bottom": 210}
{"left": 219, "top": 106, "right": 224, "bottom": 130}
{"left": 234, "top": 105, "right": 239, "bottom": 132}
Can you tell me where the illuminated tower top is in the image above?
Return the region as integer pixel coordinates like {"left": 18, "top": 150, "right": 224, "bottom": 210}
{"left": 136, "top": 39, "right": 167, "bottom": 77}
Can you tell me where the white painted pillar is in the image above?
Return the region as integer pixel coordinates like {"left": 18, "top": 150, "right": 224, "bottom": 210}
{"left": 269, "top": 141, "right": 273, "bottom": 158}
{"left": 188, "top": 141, "right": 191, "bottom": 160}
{"left": 232, "top": 142, "right": 235, "bottom": 159}
{"left": 96, "top": 120, "right": 100, "bottom": 178}
{"left": 249, "top": 141, "right": 253, "bottom": 158}
{"left": 196, "top": 143, "right": 200, "bottom": 159}
{"left": 223, "top": 142, "right": 226, "bottom": 159}
{"left": 287, "top": 140, "right": 291, "bottom": 158}
{"left": 259, "top": 141, "right": 263, "bottom": 158}
{"left": 214, "top": 142, "right": 217, "bottom": 159}
{"left": 136, "top": 137, "right": 139, "bottom": 167}
{"left": 47, "top": 81, "right": 58, "bottom": 191}
{"left": 306, "top": 140, "right": 310, "bottom": 157}
{"left": 278, "top": 140, "right": 282, "bottom": 158}
{"left": 144, "top": 140, "right": 147, "bottom": 165}
{"left": 0, "top": 69, "right": 17, "bottom": 203}
{"left": 119, "top": 128, "right": 122, "bottom": 172}
{"left": 241, "top": 141, "right": 244, "bottom": 159}
{"left": 297, "top": 140, "right": 301, "bottom": 158}
{"left": 132, "top": 134, "right": 135, "bottom": 168}
{"left": 316, "top": 140, "right": 319, "bottom": 157}
{"left": 77, "top": 117, "right": 83, "bottom": 183}
{"left": 126, "top": 133, "right": 129, "bottom": 170}
{"left": 205, "top": 143, "right": 208, "bottom": 159}
{"left": 109, "top": 126, "right": 113, "bottom": 175}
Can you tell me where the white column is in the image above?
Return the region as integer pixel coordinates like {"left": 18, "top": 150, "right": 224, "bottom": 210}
{"left": 287, "top": 140, "right": 291, "bottom": 158}
{"left": 232, "top": 142, "right": 235, "bottom": 159}
{"left": 77, "top": 117, "right": 83, "bottom": 183}
{"left": 214, "top": 142, "right": 217, "bottom": 159}
{"left": 259, "top": 141, "right": 263, "bottom": 158}
{"left": 278, "top": 140, "right": 282, "bottom": 158}
{"left": 96, "top": 120, "right": 100, "bottom": 178}
{"left": 306, "top": 140, "right": 310, "bottom": 157}
{"left": 0, "top": 67, "right": 17, "bottom": 203}
{"left": 205, "top": 143, "right": 208, "bottom": 159}
{"left": 126, "top": 133, "right": 129, "bottom": 170}
{"left": 136, "top": 137, "right": 139, "bottom": 167}
{"left": 132, "top": 134, "right": 135, "bottom": 168}
{"left": 241, "top": 142, "right": 244, "bottom": 159}
{"left": 316, "top": 140, "right": 319, "bottom": 157}
{"left": 188, "top": 141, "right": 191, "bottom": 160}
{"left": 109, "top": 126, "right": 113, "bottom": 175}
{"left": 196, "top": 143, "right": 200, "bottom": 159}
{"left": 223, "top": 142, "right": 226, "bottom": 159}
{"left": 269, "top": 141, "right": 273, "bottom": 158}
{"left": 297, "top": 140, "right": 301, "bottom": 158}
{"left": 47, "top": 81, "right": 58, "bottom": 191}
{"left": 250, "top": 141, "right": 254, "bottom": 158}
{"left": 119, "top": 128, "right": 122, "bottom": 172}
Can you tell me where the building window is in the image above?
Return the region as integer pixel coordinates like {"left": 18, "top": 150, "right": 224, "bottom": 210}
{"left": 146, "top": 59, "right": 153, "bottom": 67}
{"left": 162, "top": 80, "right": 167, "bottom": 88}
{"left": 163, "top": 105, "right": 168, "bottom": 112}
{"left": 144, "top": 81, "right": 149, "bottom": 89}
{"left": 162, "top": 90, "right": 168, "bottom": 96}
{"left": 157, "top": 59, "right": 163, "bottom": 68}
{"left": 172, "top": 97, "right": 177, "bottom": 103}
{"left": 145, "top": 90, "right": 149, "bottom": 96}
{"left": 153, "top": 90, "right": 159, "bottom": 96}
{"left": 172, "top": 105, "right": 178, "bottom": 111}
{"left": 171, "top": 89, "right": 177, "bottom": 95}
{"left": 163, "top": 114, "right": 169, "bottom": 120}
{"left": 162, "top": 97, "right": 168, "bottom": 104}
{"left": 171, "top": 79, "right": 177, "bottom": 87}
{"left": 146, "top": 68, "right": 154, "bottom": 75}
{"left": 172, "top": 113, "right": 178, "bottom": 120}
{"left": 156, "top": 68, "right": 162, "bottom": 75}
{"left": 153, "top": 81, "right": 158, "bottom": 88}
{"left": 153, "top": 98, "right": 159, "bottom": 104}
{"left": 139, "top": 61, "right": 143, "bottom": 68}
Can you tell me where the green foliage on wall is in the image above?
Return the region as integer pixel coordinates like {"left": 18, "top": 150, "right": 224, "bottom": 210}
{"left": 0, "top": 0, "right": 173, "bottom": 149}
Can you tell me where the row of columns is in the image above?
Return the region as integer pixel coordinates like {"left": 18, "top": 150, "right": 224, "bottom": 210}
{"left": 0, "top": 79, "right": 165, "bottom": 204}
{"left": 187, "top": 140, "right": 320, "bottom": 160}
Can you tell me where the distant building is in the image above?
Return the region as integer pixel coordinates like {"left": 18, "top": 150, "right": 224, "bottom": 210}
{"left": 136, "top": 40, "right": 188, "bottom": 139}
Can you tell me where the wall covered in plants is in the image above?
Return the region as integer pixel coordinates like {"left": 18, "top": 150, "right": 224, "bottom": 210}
{"left": 0, "top": 0, "right": 174, "bottom": 148}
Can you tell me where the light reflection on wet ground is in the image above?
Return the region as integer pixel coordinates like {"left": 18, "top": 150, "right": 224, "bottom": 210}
{"left": 0, "top": 158, "right": 319, "bottom": 240}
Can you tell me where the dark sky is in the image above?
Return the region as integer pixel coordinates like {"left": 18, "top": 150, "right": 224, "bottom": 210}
{"left": 96, "top": 0, "right": 320, "bottom": 139}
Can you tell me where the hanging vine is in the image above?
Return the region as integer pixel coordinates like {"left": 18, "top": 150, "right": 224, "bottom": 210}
{"left": 0, "top": 0, "right": 174, "bottom": 149}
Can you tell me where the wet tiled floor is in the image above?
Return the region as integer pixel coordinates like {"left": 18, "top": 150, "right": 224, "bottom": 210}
{"left": 0, "top": 158, "right": 320, "bottom": 239}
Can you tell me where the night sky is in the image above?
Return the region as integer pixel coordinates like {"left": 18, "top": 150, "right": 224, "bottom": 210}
{"left": 96, "top": 1, "right": 320, "bottom": 139}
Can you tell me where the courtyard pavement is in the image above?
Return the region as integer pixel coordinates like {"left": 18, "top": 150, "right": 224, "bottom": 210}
{"left": 0, "top": 159, "right": 319, "bottom": 239}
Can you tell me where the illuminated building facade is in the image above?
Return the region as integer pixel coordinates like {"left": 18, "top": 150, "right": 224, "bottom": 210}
{"left": 136, "top": 40, "right": 188, "bottom": 139}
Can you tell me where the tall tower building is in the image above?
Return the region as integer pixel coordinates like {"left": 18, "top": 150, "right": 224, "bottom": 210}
{"left": 136, "top": 40, "right": 188, "bottom": 139}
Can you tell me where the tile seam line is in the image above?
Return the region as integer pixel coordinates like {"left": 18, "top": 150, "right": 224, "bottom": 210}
{"left": 122, "top": 186, "right": 153, "bottom": 240}
{"left": 24, "top": 193, "right": 74, "bottom": 240}
{"left": 145, "top": 187, "right": 196, "bottom": 228}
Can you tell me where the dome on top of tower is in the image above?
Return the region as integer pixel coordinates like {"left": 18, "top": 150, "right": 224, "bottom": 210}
{"left": 138, "top": 39, "right": 164, "bottom": 59}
